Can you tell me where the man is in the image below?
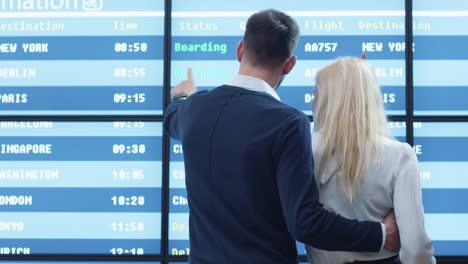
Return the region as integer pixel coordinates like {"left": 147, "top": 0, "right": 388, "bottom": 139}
{"left": 164, "top": 9, "right": 399, "bottom": 264}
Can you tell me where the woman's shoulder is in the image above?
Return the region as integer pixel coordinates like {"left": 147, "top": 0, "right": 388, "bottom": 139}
{"left": 312, "top": 132, "right": 413, "bottom": 151}
{"left": 312, "top": 132, "right": 416, "bottom": 161}
{"left": 374, "top": 137, "right": 419, "bottom": 180}
{"left": 312, "top": 131, "right": 415, "bottom": 151}
{"left": 378, "top": 136, "right": 415, "bottom": 158}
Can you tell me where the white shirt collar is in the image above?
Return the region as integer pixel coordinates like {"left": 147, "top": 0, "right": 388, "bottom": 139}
{"left": 226, "top": 74, "right": 281, "bottom": 102}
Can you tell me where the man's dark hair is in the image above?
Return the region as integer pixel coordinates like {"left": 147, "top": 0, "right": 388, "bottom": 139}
{"left": 243, "top": 9, "right": 300, "bottom": 69}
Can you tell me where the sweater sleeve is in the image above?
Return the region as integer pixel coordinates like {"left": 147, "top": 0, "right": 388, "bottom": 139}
{"left": 163, "top": 99, "right": 185, "bottom": 141}
{"left": 393, "top": 143, "right": 437, "bottom": 263}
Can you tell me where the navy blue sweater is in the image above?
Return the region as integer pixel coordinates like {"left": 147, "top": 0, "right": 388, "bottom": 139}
{"left": 164, "top": 85, "right": 382, "bottom": 264}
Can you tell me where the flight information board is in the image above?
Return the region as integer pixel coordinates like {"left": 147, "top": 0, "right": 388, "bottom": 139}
{"left": 0, "top": 121, "right": 162, "bottom": 255}
{"left": 415, "top": 122, "right": 468, "bottom": 255}
{"left": 169, "top": 121, "right": 406, "bottom": 256}
{"left": 171, "top": 0, "right": 406, "bottom": 116}
{"left": 413, "top": 0, "right": 468, "bottom": 115}
{"left": 0, "top": 0, "right": 164, "bottom": 116}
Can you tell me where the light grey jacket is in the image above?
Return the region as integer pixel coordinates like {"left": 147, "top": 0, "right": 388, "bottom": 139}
{"left": 306, "top": 132, "right": 436, "bottom": 264}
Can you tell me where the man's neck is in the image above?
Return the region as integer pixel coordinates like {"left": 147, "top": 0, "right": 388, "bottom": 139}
{"left": 238, "top": 63, "right": 282, "bottom": 90}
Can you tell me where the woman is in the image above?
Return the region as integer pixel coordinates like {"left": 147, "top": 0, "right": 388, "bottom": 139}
{"left": 306, "top": 57, "right": 436, "bottom": 264}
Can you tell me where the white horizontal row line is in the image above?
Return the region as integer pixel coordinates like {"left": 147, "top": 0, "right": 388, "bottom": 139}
{"left": 172, "top": 11, "right": 468, "bottom": 17}
{"left": 0, "top": 10, "right": 467, "bottom": 18}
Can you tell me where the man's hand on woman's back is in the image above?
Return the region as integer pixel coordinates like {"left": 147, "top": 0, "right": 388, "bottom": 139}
{"left": 384, "top": 209, "right": 401, "bottom": 251}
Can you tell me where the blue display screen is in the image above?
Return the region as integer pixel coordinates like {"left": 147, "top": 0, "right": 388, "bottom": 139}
{"left": 415, "top": 122, "right": 468, "bottom": 255}
{"left": 0, "top": 0, "right": 164, "bottom": 116}
{"left": 413, "top": 0, "right": 468, "bottom": 115}
{"left": 0, "top": 121, "right": 162, "bottom": 255}
{"left": 169, "top": 0, "right": 406, "bottom": 256}
{"left": 171, "top": 0, "right": 406, "bottom": 116}
{"left": 2, "top": 0, "right": 467, "bottom": 261}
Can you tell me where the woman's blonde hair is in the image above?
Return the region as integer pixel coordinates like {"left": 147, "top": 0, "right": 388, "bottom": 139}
{"left": 314, "top": 57, "right": 389, "bottom": 202}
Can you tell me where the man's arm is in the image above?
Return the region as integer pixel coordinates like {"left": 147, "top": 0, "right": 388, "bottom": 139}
{"left": 273, "top": 113, "right": 397, "bottom": 252}
{"left": 164, "top": 100, "right": 185, "bottom": 140}
{"left": 163, "top": 68, "right": 198, "bottom": 140}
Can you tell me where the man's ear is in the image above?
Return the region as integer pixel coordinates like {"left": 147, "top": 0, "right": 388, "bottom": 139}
{"left": 361, "top": 52, "right": 366, "bottom": 60}
{"left": 236, "top": 40, "right": 244, "bottom": 62}
{"left": 282, "top": 55, "right": 297, "bottom": 75}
